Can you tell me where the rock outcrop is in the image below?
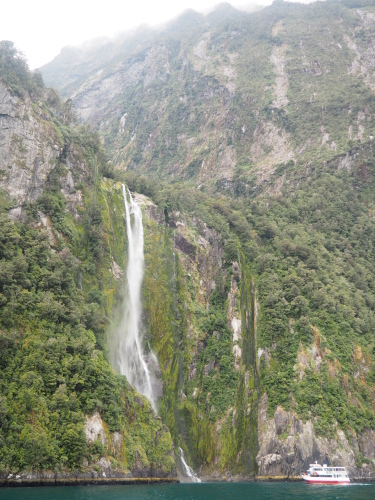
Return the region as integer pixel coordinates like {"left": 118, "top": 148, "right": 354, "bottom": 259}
{"left": 257, "top": 393, "right": 375, "bottom": 480}
{"left": 0, "top": 81, "right": 58, "bottom": 217}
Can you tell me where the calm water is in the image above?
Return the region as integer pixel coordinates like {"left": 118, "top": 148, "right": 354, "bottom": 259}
{"left": 1, "top": 483, "right": 375, "bottom": 500}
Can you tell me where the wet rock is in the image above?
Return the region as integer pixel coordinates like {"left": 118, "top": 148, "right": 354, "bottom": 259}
{"left": 204, "top": 359, "right": 215, "bottom": 376}
{"left": 274, "top": 406, "right": 289, "bottom": 435}
{"left": 112, "top": 432, "right": 123, "bottom": 456}
{"left": 111, "top": 260, "right": 123, "bottom": 280}
{"left": 257, "top": 393, "right": 375, "bottom": 479}
{"left": 0, "top": 82, "right": 57, "bottom": 216}
{"left": 258, "top": 453, "right": 283, "bottom": 476}
{"left": 359, "top": 430, "right": 375, "bottom": 460}
{"left": 312, "top": 345, "right": 322, "bottom": 372}
{"left": 85, "top": 412, "right": 106, "bottom": 444}
{"left": 97, "top": 457, "right": 111, "bottom": 472}
{"left": 175, "top": 234, "right": 196, "bottom": 258}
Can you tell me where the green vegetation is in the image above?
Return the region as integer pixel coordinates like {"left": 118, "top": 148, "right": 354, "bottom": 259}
{"left": 0, "top": 45, "right": 174, "bottom": 475}
{"left": 42, "top": 0, "right": 375, "bottom": 192}
{"left": 139, "top": 209, "right": 258, "bottom": 474}
{"left": 125, "top": 137, "right": 375, "bottom": 465}
{"left": 0, "top": 41, "right": 44, "bottom": 98}
{"left": 0, "top": 185, "right": 174, "bottom": 474}
{"left": 2, "top": 0, "right": 375, "bottom": 478}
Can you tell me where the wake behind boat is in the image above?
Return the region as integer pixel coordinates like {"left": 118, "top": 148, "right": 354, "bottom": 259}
{"left": 302, "top": 462, "right": 350, "bottom": 484}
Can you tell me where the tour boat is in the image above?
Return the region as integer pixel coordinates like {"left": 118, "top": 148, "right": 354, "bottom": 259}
{"left": 302, "top": 462, "right": 350, "bottom": 484}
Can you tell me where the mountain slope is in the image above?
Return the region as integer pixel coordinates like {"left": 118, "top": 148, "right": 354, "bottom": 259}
{"left": 4, "top": 0, "right": 375, "bottom": 481}
{"left": 124, "top": 144, "right": 375, "bottom": 478}
{"left": 42, "top": 0, "right": 375, "bottom": 193}
{"left": 0, "top": 42, "right": 175, "bottom": 482}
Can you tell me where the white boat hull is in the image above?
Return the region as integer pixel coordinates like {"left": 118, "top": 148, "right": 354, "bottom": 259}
{"left": 302, "top": 474, "right": 350, "bottom": 485}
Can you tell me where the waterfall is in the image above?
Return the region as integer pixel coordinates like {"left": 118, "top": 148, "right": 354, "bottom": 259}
{"left": 173, "top": 229, "right": 176, "bottom": 280}
{"left": 179, "top": 447, "right": 201, "bottom": 483}
{"left": 117, "top": 184, "right": 157, "bottom": 411}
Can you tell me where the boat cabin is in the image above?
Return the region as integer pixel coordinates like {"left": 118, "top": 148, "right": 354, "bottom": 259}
{"left": 308, "top": 463, "right": 349, "bottom": 478}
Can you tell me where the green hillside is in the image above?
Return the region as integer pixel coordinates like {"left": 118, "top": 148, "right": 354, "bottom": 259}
{"left": 124, "top": 144, "right": 375, "bottom": 475}
{"left": 42, "top": 1, "right": 375, "bottom": 194}
{"left": 1, "top": 0, "right": 375, "bottom": 482}
{"left": 0, "top": 42, "right": 175, "bottom": 479}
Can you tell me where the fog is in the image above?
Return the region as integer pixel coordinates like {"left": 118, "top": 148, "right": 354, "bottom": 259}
{"left": 1, "top": 1, "right": 275, "bottom": 69}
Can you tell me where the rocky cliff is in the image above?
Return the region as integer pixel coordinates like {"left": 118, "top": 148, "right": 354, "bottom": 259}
{"left": 0, "top": 80, "right": 58, "bottom": 217}
{"left": 42, "top": 1, "right": 375, "bottom": 195}
{"left": 2, "top": 1, "right": 375, "bottom": 483}
{"left": 257, "top": 394, "right": 375, "bottom": 480}
{"left": 0, "top": 42, "right": 176, "bottom": 482}
{"left": 124, "top": 151, "right": 375, "bottom": 480}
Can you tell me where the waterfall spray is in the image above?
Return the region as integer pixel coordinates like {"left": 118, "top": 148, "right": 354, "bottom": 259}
{"left": 117, "top": 184, "right": 157, "bottom": 411}
{"left": 179, "top": 447, "right": 201, "bottom": 483}
{"left": 173, "top": 229, "right": 176, "bottom": 281}
{"left": 114, "top": 186, "right": 200, "bottom": 479}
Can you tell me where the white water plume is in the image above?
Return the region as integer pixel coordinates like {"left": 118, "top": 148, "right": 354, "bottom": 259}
{"left": 179, "top": 447, "right": 201, "bottom": 483}
{"left": 115, "top": 184, "right": 158, "bottom": 412}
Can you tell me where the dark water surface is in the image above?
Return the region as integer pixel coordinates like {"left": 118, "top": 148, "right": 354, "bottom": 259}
{"left": 1, "top": 483, "right": 375, "bottom": 500}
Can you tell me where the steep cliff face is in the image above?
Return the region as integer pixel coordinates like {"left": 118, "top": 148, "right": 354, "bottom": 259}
{"left": 257, "top": 394, "right": 375, "bottom": 480}
{"left": 3, "top": 1, "right": 375, "bottom": 482}
{"left": 124, "top": 148, "right": 375, "bottom": 478}
{"left": 141, "top": 208, "right": 259, "bottom": 479}
{"left": 42, "top": 1, "right": 375, "bottom": 194}
{"left": 0, "top": 81, "right": 58, "bottom": 217}
{"left": 136, "top": 180, "right": 375, "bottom": 481}
{"left": 0, "top": 44, "right": 176, "bottom": 482}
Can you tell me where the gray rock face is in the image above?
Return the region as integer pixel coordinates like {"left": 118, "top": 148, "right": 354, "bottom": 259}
{"left": 71, "top": 44, "right": 170, "bottom": 124}
{"left": 0, "top": 82, "right": 58, "bottom": 215}
{"left": 257, "top": 393, "right": 375, "bottom": 479}
{"left": 84, "top": 412, "right": 107, "bottom": 445}
{"left": 359, "top": 430, "right": 375, "bottom": 460}
{"left": 274, "top": 406, "right": 289, "bottom": 436}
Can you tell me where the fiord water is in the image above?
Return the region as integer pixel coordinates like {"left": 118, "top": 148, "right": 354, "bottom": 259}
{"left": 2, "top": 482, "right": 375, "bottom": 500}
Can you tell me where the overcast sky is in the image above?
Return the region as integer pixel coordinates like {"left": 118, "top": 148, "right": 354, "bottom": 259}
{"left": 2, "top": 0, "right": 313, "bottom": 69}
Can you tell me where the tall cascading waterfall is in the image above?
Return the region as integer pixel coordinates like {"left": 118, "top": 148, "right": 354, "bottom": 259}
{"left": 116, "top": 186, "right": 199, "bottom": 481}
{"left": 117, "top": 184, "right": 157, "bottom": 411}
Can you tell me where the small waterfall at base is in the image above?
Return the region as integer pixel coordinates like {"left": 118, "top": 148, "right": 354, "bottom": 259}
{"left": 117, "top": 184, "right": 157, "bottom": 412}
{"left": 179, "top": 447, "right": 201, "bottom": 483}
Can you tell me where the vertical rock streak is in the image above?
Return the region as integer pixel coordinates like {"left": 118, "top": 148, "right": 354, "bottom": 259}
{"left": 119, "top": 184, "right": 156, "bottom": 411}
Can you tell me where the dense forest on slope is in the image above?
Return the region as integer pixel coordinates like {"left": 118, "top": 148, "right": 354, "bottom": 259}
{"left": 123, "top": 142, "right": 375, "bottom": 474}
{"left": 1, "top": 0, "right": 375, "bottom": 482}
{"left": 0, "top": 42, "right": 175, "bottom": 477}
